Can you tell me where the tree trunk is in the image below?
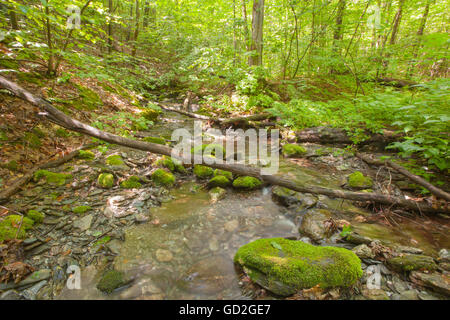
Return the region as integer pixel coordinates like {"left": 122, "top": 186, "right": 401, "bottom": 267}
{"left": 131, "top": 0, "right": 140, "bottom": 56}
{"left": 408, "top": 0, "right": 431, "bottom": 77}
{"left": 107, "top": 0, "right": 114, "bottom": 54}
{"left": 45, "top": 4, "right": 54, "bottom": 75}
{"left": 389, "top": 0, "right": 405, "bottom": 45}
{"left": 332, "top": 0, "right": 346, "bottom": 53}
{"left": 8, "top": 6, "right": 19, "bottom": 30}
{"left": 242, "top": 0, "right": 250, "bottom": 51}
{"left": 249, "top": 0, "right": 265, "bottom": 67}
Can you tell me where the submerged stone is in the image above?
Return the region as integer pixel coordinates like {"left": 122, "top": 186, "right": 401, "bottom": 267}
{"left": 209, "top": 187, "right": 227, "bottom": 203}
{"left": 234, "top": 238, "right": 363, "bottom": 296}
{"left": 97, "top": 270, "right": 126, "bottom": 294}
{"left": 272, "top": 186, "right": 303, "bottom": 207}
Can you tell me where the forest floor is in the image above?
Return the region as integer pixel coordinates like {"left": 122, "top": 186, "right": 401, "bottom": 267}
{"left": 0, "top": 62, "right": 449, "bottom": 300}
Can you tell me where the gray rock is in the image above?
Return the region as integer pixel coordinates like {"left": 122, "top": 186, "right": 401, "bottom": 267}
{"left": 439, "top": 249, "right": 450, "bottom": 263}
{"left": 410, "top": 271, "right": 450, "bottom": 296}
{"left": 391, "top": 290, "right": 419, "bottom": 300}
{"left": 21, "top": 280, "right": 48, "bottom": 300}
{"left": 387, "top": 254, "right": 437, "bottom": 272}
{"left": 73, "top": 214, "right": 94, "bottom": 231}
{"left": 352, "top": 244, "right": 375, "bottom": 259}
{"left": 299, "top": 209, "right": 331, "bottom": 242}
{"left": 0, "top": 290, "right": 22, "bottom": 300}
{"left": 0, "top": 269, "right": 51, "bottom": 291}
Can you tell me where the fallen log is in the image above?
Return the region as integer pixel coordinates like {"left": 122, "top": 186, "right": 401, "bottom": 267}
{"left": 0, "top": 143, "right": 97, "bottom": 204}
{"left": 0, "top": 75, "right": 447, "bottom": 214}
{"left": 296, "top": 126, "right": 401, "bottom": 149}
{"left": 375, "top": 77, "right": 418, "bottom": 88}
{"left": 158, "top": 102, "right": 275, "bottom": 128}
{"left": 357, "top": 153, "right": 450, "bottom": 202}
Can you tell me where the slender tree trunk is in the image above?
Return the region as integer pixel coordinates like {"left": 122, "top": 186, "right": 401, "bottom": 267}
{"left": 249, "top": 0, "right": 265, "bottom": 67}
{"left": 143, "top": 0, "right": 150, "bottom": 28}
{"left": 8, "top": 6, "right": 19, "bottom": 30}
{"left": 332, "top": 0, "right": 346, "bottom": 52}
{"left": 242, "top": 0, "right": 250, "bottom": 52}
{"left": 389, "top": 0, "right": 405, "bottom": 45}
{"left": 45, "top": 3, "right": 54, "bottom": 75}
{"left": 107, "top": 0, "right": 114, "bottom": 54}
{"left": 131, "top": 0, "right": 140, "bottom": 56}
{"left": 408, "top": 0, "right": 431, "bottom": 77}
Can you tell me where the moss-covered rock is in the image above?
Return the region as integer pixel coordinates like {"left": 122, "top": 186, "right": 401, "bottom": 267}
{"left": 272, "top": 186, "right": 303, "bottom": 207}
{"left": 209, "top": 187, "right": 227, "bottom": 202}
{"left": 208, "top": 176, "right": 231, "bottom": 188}
{"left": 0, "top": 215, "right": 35, "bottom": 242}
{"left": 78, "top": 150, "right": 95, "bottom": 160}
{"left": 194, "top": 165, "right": 214, "bottom": 179}
{"left": 97, "top": 173, "right": 114, "bottom": 189}
{"left": 156, "top": 156, "right": 186, "bottom": 173}
{"left": 96, "top": 270, "right": 126, "bottom": 294}
{"left": 33, "top": 170, "right": 73, "bottom": 186}
{"left": 106, "top": 155, "right": 125, "bottom": 166}
{"left": 191, "top": 144, "right": 226, "bottom": 158}
{"left": 387, "top": 254, "right": 438, "bottom": 273}
{"left": 143, "top": 136, "right": 167, "bottom": 145}
{"left": 234, "top": 238, "right": 363, "bottom": 296}
{"left": 151, "top": 169, "right": 176, "bottom": 187}
{"left": 120, "top": 176, "right": 142, "bottom": 189}
{"left": 73, "top": 206, "right": 92, "bottom": 215}
{"left": 214, "top": 169, "right": 233, "bottom": 180}
{"left": 232, "top": 176, "right": 262, "bottom": 190}
{"left": 141, "top": 109, "right": 161, "bottom": 122}
{"left": 348, "top": 171, "right": 373, "bottom": 189}
{"left": 282, "top": 144, "right": 307, "bottom": 158}
{"left": 27, "top": 210, "right": 45, "bottom": 224}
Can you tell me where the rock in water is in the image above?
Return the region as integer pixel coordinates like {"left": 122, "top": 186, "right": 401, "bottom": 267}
{"left": 234, "top": 238, "right": 363, "bottom": 297}
{"left": 299, "top": 209, "right": 331, "bottom": 242}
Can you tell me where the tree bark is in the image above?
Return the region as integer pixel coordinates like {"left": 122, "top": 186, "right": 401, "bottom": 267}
{"left": 131, "top": 0, "right": 140, "bottom": 56}
{"left": 249, "top": 0, "right": 265, "bottom": 66}
{"left": 0, "top": 76, "right": 447, "bottom": 215}
{"left": 107, "top": 0, "right": 114, "bottom": 54}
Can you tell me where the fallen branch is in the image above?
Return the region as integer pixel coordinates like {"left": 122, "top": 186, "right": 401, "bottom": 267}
{"left": 357, "top": 153, "right": 450, "bottom": 202}
{"left": 0, "top": 75, "right": 447, "bottom": 214}
{"left": 0, "top": 143, "right": 97, "bottom": 204}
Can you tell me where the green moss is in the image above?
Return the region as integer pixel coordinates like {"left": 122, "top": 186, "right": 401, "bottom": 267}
{"left": 55, "top": 128, "right": 70, "bottom": 138}
{"left": 151, "top": 169, "right": 176, "bottom": 187}
{"left": 33, "top": 170, "right": 73, "bottom": 186}
{"left": 3, "top": 160, "right": 18, "bottom": 171}
{"left": 17, "top": 72, "right": 44, "bottom": 86}
{"left": 348, "top": 171, "right": 373, "bottom": 189}
{"left": 282, "top": 144, "right": 307, "bottom": 158}
{"left": 120, "top": 176, "right": 142, "bottom": 189}
{"left": 156, "top": 157, "right": 186, "bottom": 174}
{"left": 193, "top": 165, "right": 214, "bottom": 179}
{"left": 97, "top": 173, "right": 114, "bottom": 189}
{"left": 141, "top": 109, "right": 161, "bottom": 122}
{"left": 234, "top": 238, "right": 363, "bottom": 295}
{"left": 214, "top": 169, "right": 233, "bottom": 180}
{"left": 387, "top": 254, "right": 437, "bottom": 272}
{"left": 191, "top": 144, "right": 226, "bottom": 158}
{"left": 0, "top": 215, "right": 35, "bottom": 242}
{"left": 72, "top": 83, "right": 102, "bottom": 111}
{"left": 143, "top": 136, "right": 167, "bottom": 145}
{"left": 24, "top": 132, "right": 42, "bottom": 149}
{"left": 96, "top": 270, "right": 126, "bottom": 294}
{"left": 73, "top": 206, "right": 92, "bottom": 215}
{"left": 27, "top": 210, "right": 45, "bottom": 224}
{"left": 232, "top": 176, "right": 262, "bottom": 190}
{"left": 106, "top": 155, "right": 125, "bottom": 166}
{"left": 0, "top": 130, "right": 8, "bottom": 141}
{"left": 78, "top": 150, "right": 95, "bottom": 160}
{"left": 208, "top": 176, "right": 231, "bottom": 188}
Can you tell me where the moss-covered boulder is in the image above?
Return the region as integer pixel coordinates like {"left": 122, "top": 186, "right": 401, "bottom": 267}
{"left": 234, "top": 238, "right": 363, "bottom": 296}
{"left": 27, "top": 210, "right": 45, "bottom": 224}
{"left": 282, "top": 144, "right": 307, "bottom": 158}
{"left": 97, "top": 173, "right": 114, "bottom": 189}
{"left": 0, "top": 215, "right": 35, "bottom": 242}
{"left": 232, "top": 176, "right": 262, "bottom": 190}
{"left": 152, "top": 169, "right": 175, "bottom": 187}
{"left": 194, "top": 165, "right": 214, "bottom": 179}
{"left": 347, "top": 171, "right": 373, "bottom": 189}
{"left": 191, "top": 144, "right": 226, "bottom": 159}
{"left": 141, "top": 109, "right": 161, "bottom": 122}
{"left": 33, "top": 170, "right": 73, "bottom": 186}
{"left": 73, "top": 206, "right": 92, "bottom": 215}
{"left": 143, "top": 136, "right": 167, "bottom": 145}
{"left": 387, "top": 254, "right": 438, "bottom": 273}
{"left": 96, "top": 270, "right": 126, "bottom": 294}
{"left": 106, "top": 155, "right": 125, "bottom": 166}
{"left": 78, "top": 150, "right": 95, "bottom": 160}
{"left": 120, "top": 176, "right": 142, "bottom": 189}
{"left": 272, "top": 186, "right": 303, "bottom": 207}
{"left": 209, "top": 187, "right": 227, "bottom": 203}
{"left": 214, "top": 169, "right": 233, "bottom": 180}
{"left": 208, "top": 176, "right": 231, "bottom": 188}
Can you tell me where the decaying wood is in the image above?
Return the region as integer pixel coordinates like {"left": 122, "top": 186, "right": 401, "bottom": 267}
{"left": 296, "top": 126, "right": 401, "bottom": 149}
{"left": 0, "top": 144, "right": 97, "bottom": 204}
{"left": 357, "top": 153, "right": 450, "bottom": 202}
{"left": 0, "top": 75, "right": 448, "bottom": 214}
{"left": 375, "top": 77, "right": 418, "bottom": 88}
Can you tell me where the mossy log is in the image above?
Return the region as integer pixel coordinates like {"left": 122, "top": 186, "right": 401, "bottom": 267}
{"left": 0, "top": 75, "right": 447, "bottom": 214}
